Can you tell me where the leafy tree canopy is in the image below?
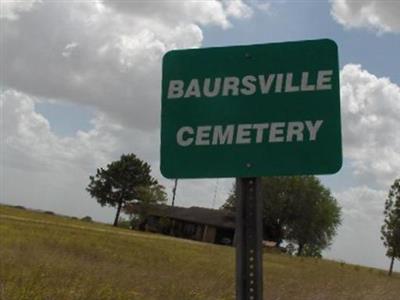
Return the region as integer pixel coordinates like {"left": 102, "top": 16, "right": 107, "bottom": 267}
{"left": 221, "top": 176, "right": 341, "bottom": 257}
{"left": 86, "top": 153, "right": 166, "bottom": 226}
{"left": 381, "top": 178, "right": 400, "bottom": 275}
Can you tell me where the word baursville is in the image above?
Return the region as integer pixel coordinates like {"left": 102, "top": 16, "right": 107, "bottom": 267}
{"left": 167, "top": 70, "right": 333, "bottom": 99}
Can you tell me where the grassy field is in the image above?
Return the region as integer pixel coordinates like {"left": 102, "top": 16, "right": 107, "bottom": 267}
{"left": 0, "top": 204, "right": 399, "bottom": 300}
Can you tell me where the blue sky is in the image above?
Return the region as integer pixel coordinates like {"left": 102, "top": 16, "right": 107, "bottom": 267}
{"left": 38, "top": 2, "right": 400, "bottom": 138}
{"left": 36, "top": 101, "right": 94, "bottom": 137}
{"left": 2, "top": 0, "right": 400, "bottom": 272}
{"left": 35, "top": 1, "right": 398, "bottom": 195}
{"left": 203, "top": 2, "right": 400, "bottom": 83}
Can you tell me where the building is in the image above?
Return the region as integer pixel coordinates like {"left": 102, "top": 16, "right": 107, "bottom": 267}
{"left": 126, "top": 203, "right": 236, "bottom": 246}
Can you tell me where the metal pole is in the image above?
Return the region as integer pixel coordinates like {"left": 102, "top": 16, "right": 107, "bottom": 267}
{"left": 212, "top": 179, "right": 219, "bottom": 209}
{"left": 171, "top": 179, "right": 178, "bottom": 207}
{"left": 236, "top": 177, "right": 263, "bottom": 300}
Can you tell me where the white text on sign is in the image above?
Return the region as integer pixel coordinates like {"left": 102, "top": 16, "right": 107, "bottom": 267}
{"left": 176, "top": 120, "right": 323, "bottom": 147}
{"left": 168, "top": 71, "right": 333, "bottom": 99}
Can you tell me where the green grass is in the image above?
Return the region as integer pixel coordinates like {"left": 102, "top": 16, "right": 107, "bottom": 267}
{"left": 0, "top": 204, "right": 399, "bottom": 300}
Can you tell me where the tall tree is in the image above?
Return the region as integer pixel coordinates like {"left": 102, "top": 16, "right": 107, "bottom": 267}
{"left": 86, "top": 153, "right": 163, "bottom": 226}
{"left": 283, "top": 176, "right": 341, "bottom": 256}
{"left": 136, "top": 184, "right": 168, "bottom": 205}
{"left": 221, "top": 176, "right": 341, "bottom": 256}
{"left": 381, "top": 178, "right": 400, "bottom": 276}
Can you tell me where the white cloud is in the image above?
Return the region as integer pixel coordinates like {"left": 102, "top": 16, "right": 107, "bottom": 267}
{"left": 1, "top": 1, "right": 250, "bottom": 130}
{"left": 1, "top": 90, "right": 119, "bottom": 173}
{"left": 171, "top": 178, "right": 234, "bottom": 210}
{"left": 105, "top": 0, "right": 252, "bottom": 29}
{"left": 0, "top": 89, "right": 232, "bottom": 219}
{"left": 1, "top": 0, "right": 251, "bottom": 221}
{"left": 0, "top": 0, "right": 40, "bottom": 20}
{"left": 335, "top": 186, "right": 385, "bottom": 222}
{"left": 61, "top": 42, "right": 78, "bottom": 58}
{"left": 223, "top": 0, "right": 253, "bottom": 19}
{"left": 341, "top": 64, "right": 400, "bottom": 187}
{"left": 325, "top": 186, "right": 399, "bottom": 271}
{"left": 0, "top": 89, "right": 123, "bottom": 220}
{"left": 331, "top": 0, "right": 400, "bottom": 33}
{"left": 251, "top": 0, "right": 272, "bottom": 13}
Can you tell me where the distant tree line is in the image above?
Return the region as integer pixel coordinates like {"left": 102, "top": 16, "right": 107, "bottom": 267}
{"left": 86, "top": 153, "right": 400, "bottom": 274}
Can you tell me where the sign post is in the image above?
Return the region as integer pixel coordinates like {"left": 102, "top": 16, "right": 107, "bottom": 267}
{"left": 160, "top": 39, "right": 342, "bottom": 300}
{"left": 236, "top": 177, "right": 263, "bottom": 300}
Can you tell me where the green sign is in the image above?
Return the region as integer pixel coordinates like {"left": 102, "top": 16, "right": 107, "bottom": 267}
{"left": 160, "top": 39, "right": 342, "bottom": 178}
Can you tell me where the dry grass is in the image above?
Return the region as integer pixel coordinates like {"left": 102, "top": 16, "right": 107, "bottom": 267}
{"left": 0, "top": 204, "right": 399, "bottom": 300}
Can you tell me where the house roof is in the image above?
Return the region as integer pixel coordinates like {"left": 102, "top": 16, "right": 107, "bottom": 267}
{"left": 126, "top": 203, "right": 235, "bottom": 229}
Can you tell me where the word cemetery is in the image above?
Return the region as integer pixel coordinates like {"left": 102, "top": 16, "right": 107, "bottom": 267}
{"left": 176, "top": 121, "right": 323, "bottom": 147}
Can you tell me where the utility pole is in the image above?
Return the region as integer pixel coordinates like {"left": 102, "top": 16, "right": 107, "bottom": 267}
{"left": 212, "top": 179, "right": 219, "bottom": 209}
{"left": 171, "top": 179, "right": 178, "bottom": 207}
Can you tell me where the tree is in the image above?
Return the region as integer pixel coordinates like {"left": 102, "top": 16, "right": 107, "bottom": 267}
{"left": 221, "top": 176, "right": 341, "bottom": 257}
{"left": 381, "top": 178, "right": 400, "bottom": 276}
{"left": 136, "top": 184, "right": 168, "bottom": 205}
{"left": 220, "top": 185, "right": 236, "bottom": 211}
{"left": 284, "top": 176, "right": 341, "bottom": 256}
{"left": 86, "top": 153, "right": 164, "bottom": 227}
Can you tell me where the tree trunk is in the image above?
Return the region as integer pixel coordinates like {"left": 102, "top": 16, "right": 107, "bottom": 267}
{"left": 297, "top": 243, "right": 304, "bottom": 256}
{"left": 388, "top": 256, "right": 395, "bottom": 276}
{"left": 113, "top": 199, "right": 123, "bottom": 227}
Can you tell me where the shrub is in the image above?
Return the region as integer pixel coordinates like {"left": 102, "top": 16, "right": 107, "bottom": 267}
{"left": 81, "top": 216, "right": 93, "bottom": 222}
{"left": 13, "top": 205, "right": 26, "bottom": 210}
{"left": 118, "top": 218, "right": 132, "bottom": 229}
